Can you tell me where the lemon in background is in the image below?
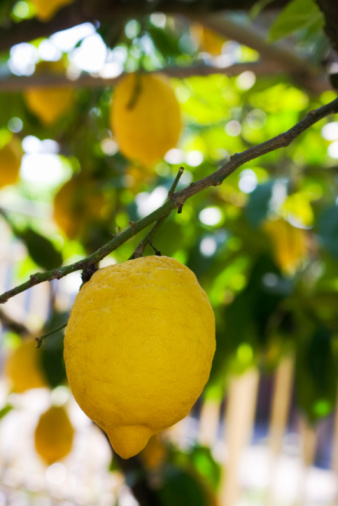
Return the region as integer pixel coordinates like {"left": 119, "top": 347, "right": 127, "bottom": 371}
{"left": 111, "top": 73, "right": 182, "bottom": 167}
{"left": 0, "top": 136, "right": 22, "bottom": 189}
{"left": 4, "top": 337, "right": 47, "bottom": 393}
{"left": 31, "top": 0, "right": 74, "bottom": 21}
{"left": 34, "top": 405, "right": 75, "bottom": 465}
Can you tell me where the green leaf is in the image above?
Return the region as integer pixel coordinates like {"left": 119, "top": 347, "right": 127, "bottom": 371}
{"left": 295, "top": 327, "right": 337, "bottom": 423}
{"left": 158, "top": 466, "right": 212, "bottom": 506}
{"left": 40, "top": 311, "right": 68, "bottom": 388}
{"left": 0, "top": 404, "right": 13, "bottom": 420}
{"left": 245, "top": 181, "right": 274, "bottom": 227}
{"left": 318, "top": 205, "right": 338, "bottom": 258}
{"left": 268, "top": 0, "right": 324, "bottom": 42}
{"left": 19, "top": 228, "right": 63, "bottom": 271}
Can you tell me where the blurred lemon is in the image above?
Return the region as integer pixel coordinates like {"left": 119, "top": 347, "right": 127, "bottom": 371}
{"left": 0, "top": 136, "right": 22, "bottom": 189}
{"left": 31, "top": 0, "right": 74, "bottom": 21}
{"left": 263, "top": 218, "right": 307, "bottom": 275}
{"left": 34, "top": 405, "right": 75, "bottom": 465}
{"left": 140, "top": 435, "right": 167, "bottom": 470}
{"left": 281, "top": 193, "right": 313, "bottom": 227}
{"left": 192, "top": 24, "right": 226, "bottom": 55}
{"left": 25, "top": 60, "right": 74, "bottom": 125}
{"left": 111, "top": 73, "right": 182, "bottom": 167}
{"left": 4, "top": 337, "right": 46, "bottom": 393}
{"left": 53, "top": 175, "right": 109, "bottom": 239}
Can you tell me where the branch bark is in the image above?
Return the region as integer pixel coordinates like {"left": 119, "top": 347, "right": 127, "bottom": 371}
{"left": 0, "top": 0, "right": 290, "bottom": 53}
{"left": 1, "top": 96, "right": 338, "bottom": 305}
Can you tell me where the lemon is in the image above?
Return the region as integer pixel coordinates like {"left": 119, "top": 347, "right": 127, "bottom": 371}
{"left": 64, "top": 256, "right": 215, "bottom": 459}
{"left": 34, "top": 405, "right": 75, "bottom": 465}
{"left": 111, "top": 73, "right": 182, "bottom": 167}
{"left": 4, "top": 337, "right": 46, "bottom": 393}
{"left": 25, "top": 60, "right": 74, "bottom": 125}
{"left": 193, "top": 25, "right": 226, "bottom": 55}
{"left": 0, "top": 137, "right": 22, "bottom": 189}
{"left": 263, "top": 218, "right": 307, "bottom": 275}
{"left": 31, "top": 0, "right": 74, "bottom": 21}
{"left": 53, "top": 175, "right": 108, "bottom": 239}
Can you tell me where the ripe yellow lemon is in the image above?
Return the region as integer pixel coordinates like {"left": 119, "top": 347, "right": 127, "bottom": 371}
{"left": 263, "top": 218, "right": 307, "bottom": 275}
{"left": 34, "top": 405, "right": 75, "bottom": 465}
{"left": 53, "top": 175, "right": 108, "bottom": 239}
{"left": 193, "top": 24, "right": 226, "bottom": 55}
{"left": 64, "top": 256, "right": 215, "bottom": 459}
{"left": 111, "top": 73, "right": 182, "bottom": 167}
{"left": 25, "top": 60, "right": 74, "bottom": 125}
{"left": 31, "top": 0, "right": 74, "bottom": 21}
{"left": 4, "top": 337, "right": 46, "bottom": 393}
{"left": 0, "top": 137, "right": 22, "bottom": 189}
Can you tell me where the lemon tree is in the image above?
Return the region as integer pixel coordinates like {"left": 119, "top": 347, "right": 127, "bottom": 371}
{"left": 0, "top": 136, "right": 22, "bottom": 189}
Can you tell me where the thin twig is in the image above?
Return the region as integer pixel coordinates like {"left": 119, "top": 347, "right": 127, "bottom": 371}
{"left": 35, "top": 322, "right": 67, "bottom": 348}
{"left": 131, "top": 167, "right": 185, "bottom": 259}
{"left": 0, "top": 308, "right": 32, "bottom": 336}
{"left": 1, "top": 98, "right": 338, "bottom": 304}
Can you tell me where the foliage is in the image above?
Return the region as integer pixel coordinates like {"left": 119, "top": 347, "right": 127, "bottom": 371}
{"left": 0, "top": 0, "right": 338, "bottom": 502}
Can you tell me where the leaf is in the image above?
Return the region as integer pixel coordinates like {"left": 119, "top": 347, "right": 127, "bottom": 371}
{"left": 19, "top": 228, "right": 63, "bottom": 271}
{"left": 0, "top": 404, "right": 13, "bottom": 420}
{"left": 295, "top": 327, "right": 337, "bottom": 423}
{"left": 158, "top": 466, "right": 212, "bottom": 506}
{"left": 245, "top": 181, "right": 274, "bottom": 227}
{"left": 268, "top": 0, "right": 324, "bottom": 42}
{"left": 40, "top": 311, "right": 68, "bottom": 389}
{"left": 317, "top": 205, "right": 338, "bottom": 258}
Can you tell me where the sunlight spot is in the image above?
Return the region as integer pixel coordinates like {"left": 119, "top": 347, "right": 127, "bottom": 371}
{"left": 239, "top": 169, "right": 257, "bottom": 194}
{"left": 70, "top": 34, "right": 107, "bottom": 73}
{"left": 164, "top": 149, "right": 184, "bottom": 164}
{"left": 200, "top": 237, "right": 217, "bottom": 257}
{"left": 186, "top": 150, "right": 203, "bottom": 167}
{"left": 225, "top": 120, "right": 241, "bottom": 137}
{"left": 199, "top": 207, "right": 223, "bottom": 226}
{"left": 51, "top": 23, "right": 95, "bottom": 52}
{"left": 46, "top": 463, "right": 66, "bottom": 485}
{"left": 20, "top": 154, "right": 66, "bottom": 186}
{"left": 9, "top": 43, "right": 38, "bottom": 76}
{"left": 328, "top": 141, "right": 338, "bottom": 159}
{"left": 237, "top": 71, "right": 256, "bottom": 90}
{"left": 322, "top": 122, "right": 338, "bottom": 141}
{"left": 136, "top": 187, "right": 167, "bottom": 218}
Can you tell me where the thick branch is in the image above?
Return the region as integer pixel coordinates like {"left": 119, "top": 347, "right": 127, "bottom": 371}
{"left": 0, "top": 0, "right": 290, "bottom": 53}
{"left": 1, "top": 97, "right": 338, "bottom": 305}
{"left": 196, "top": 16, "right": 328, "bottom": 94}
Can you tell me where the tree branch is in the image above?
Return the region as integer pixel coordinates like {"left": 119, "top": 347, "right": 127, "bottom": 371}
{"left": 0, "top": 0, "right": 290, "bottom": 53}
{"left": 1, "top": 96, "right": 338, "bottom": 305}
{"left": 0, "top": 61, "right": 286, "bottom": 91}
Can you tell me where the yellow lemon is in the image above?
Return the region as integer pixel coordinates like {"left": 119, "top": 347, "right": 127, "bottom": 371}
{"left": 25, "top": 60, "right": 74, "bottom": 125}
{"left": 53, "top": 175, "right": 108, "bottom": 239}
{"left": 263, "top": 218, "right": 307, "bottom": 275}
{"left": 34, "top": 405, "right": 75, "bottom": 465}
{"left": 64, "top": 256, "right": 215, "bottom": 459}
{"left": 4, "top": 337, "right": 46, "bottom": 393}
{"left": 111, "top": 73, "right": 182, "bottom": 167}
{"left": 31, "top": 0, "right": 74, "bottom": 21}
{"left": 0, "top": 137, "right": 22, "bottom": 189}
{"left": 193, "top": 24, "right": 226, "bottom": 55}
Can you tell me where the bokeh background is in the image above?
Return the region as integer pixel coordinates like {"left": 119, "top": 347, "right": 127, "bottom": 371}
{"left": 0, "top": 0, "right": 338, "bottom": 504}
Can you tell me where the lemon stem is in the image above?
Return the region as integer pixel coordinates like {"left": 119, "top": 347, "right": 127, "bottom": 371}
{"left": 131, "top": 167, "right": 184, "bottom": 259}
{"left": 35, "top": 322, "right": 67, "bottom": 348}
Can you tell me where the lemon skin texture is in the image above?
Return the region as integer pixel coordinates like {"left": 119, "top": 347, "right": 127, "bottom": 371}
{"left": 34, "top": 406, "right": 75, "bottom": 465}
{"left": 0, "top": 137, "right": 22, "bottom": 189}
{"left": 111, "top": 73, "right": 182, "bottom": 167}
{"left": 4, "top": 337, "right": 46, "bottom": 393}
{"left": 31, "top": 0, "right": 74, "bottom": 21}
{"left": 64, "top": 256, "right": 215, "bottom": 459}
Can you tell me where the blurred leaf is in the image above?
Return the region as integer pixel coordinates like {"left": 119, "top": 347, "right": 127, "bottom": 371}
{"left": 245, "top": 181, "right": 274, "bottom": 227}
{"left": 147, "top": 25, "right": 181, "bottom": 59}
{"left": 268, "top": 0, "right": 324, "bottom": 42}
{"left": 158, "top": 465, "right": 214, "bottom": 506}
{"left": 295, "top": 327, "right": 337, "bottom": 423}
{"left": 318, "top": 205, "right": 338, "bottom": 258}
{"left": 0, "top": 403, "right": 13, "bottom": 419}
{"left": 19, "top": 228, "right": 63, "bottom": 271}
{"left": 40, "top": 311, "right": 68, "bottom": 388}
